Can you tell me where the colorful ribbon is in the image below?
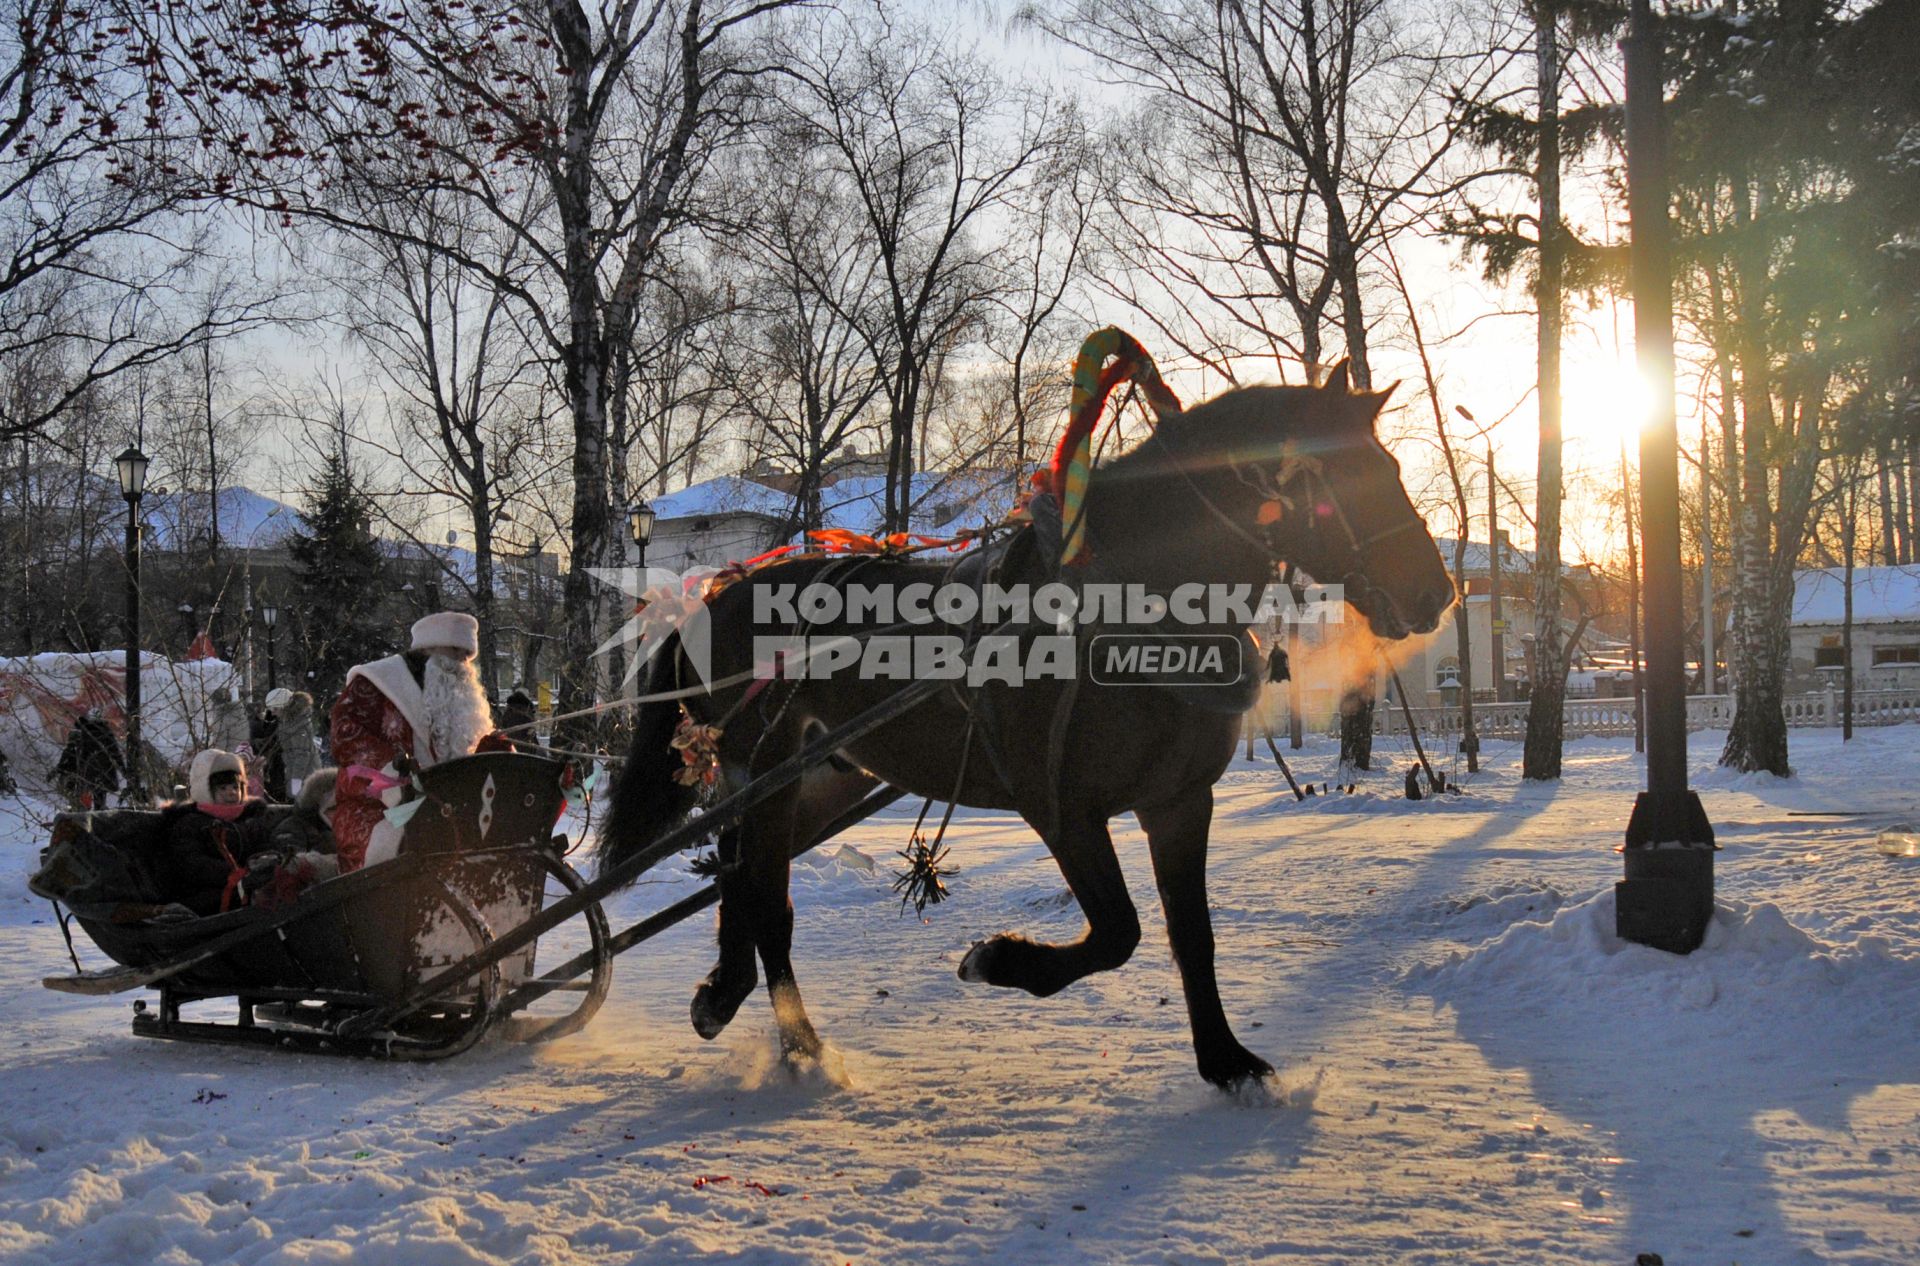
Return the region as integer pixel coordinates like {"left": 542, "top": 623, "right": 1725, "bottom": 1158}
{"left": 1053, "top": 327, "right": 1182, "bottom": 564}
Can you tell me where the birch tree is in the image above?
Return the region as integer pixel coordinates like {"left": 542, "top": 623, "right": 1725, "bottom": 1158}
{"left": 120, "top": 0, "right": 803, "bottom": 727}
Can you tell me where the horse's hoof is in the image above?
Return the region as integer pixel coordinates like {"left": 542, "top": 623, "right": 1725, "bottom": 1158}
{"left": 1199, "top": 1046, "right": 1275, "bottom": 1090}
{"left": 779, "top": 1027, "right": 823, "bottom": 1064}
{"left": 690, "top": 983, "right": 748, "bottom": 1041}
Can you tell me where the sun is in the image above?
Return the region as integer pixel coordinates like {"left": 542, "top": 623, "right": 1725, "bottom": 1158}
{"left": 1560, "top": 354, "right": 1658, "bottom": 450}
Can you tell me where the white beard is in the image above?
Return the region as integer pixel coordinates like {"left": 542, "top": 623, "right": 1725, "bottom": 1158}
{"left": 422, "top": 654, "right": 493, "bottom": 763}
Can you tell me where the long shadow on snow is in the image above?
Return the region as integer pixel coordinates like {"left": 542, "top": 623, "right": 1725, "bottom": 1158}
{"left": 1433, "top": 940, "right": 1916, "bottom": 1262}
{"left": 925, "top": 792, "right": 1562, "bottom": 1257}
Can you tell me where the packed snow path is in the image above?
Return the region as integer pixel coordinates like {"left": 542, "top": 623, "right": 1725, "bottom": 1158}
{"left": 2, "top": 730, "right": 1916, "bottom": 1265}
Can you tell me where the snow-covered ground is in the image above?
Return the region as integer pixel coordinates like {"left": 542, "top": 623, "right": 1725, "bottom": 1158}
{"left": 2, "top": 728, "right": 1917, "bottom": 1265}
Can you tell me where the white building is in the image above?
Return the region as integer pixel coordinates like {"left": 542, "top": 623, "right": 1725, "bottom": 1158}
{"left": 642, "top": 469, "right": 1022, "bottom": 574}
{"left": 1788, "top": 566, "right": 1920, "bottom": 690}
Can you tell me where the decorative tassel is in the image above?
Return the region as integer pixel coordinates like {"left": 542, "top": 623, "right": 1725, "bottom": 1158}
{"left": 891, "top": 833, "right": 957, "bottom": 916}
{"left": 670, "top": 707, "right": 725, "bottom": 788}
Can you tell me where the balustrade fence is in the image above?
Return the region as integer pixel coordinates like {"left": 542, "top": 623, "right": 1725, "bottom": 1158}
{"left": 1339, "top": 687, "right": 1920, "bottom": 741}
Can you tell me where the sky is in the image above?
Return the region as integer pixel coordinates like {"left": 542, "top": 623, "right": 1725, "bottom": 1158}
{"left": 200, "top": 0, "right": 1697, "bottom": 575}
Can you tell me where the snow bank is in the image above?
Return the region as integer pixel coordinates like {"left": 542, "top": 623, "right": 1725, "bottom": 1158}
{"left": 0, "top": 653, "right": 239, "bottom": 791}
{"left": 1409, "top": 888, "right": 1919, "bottom": 1023}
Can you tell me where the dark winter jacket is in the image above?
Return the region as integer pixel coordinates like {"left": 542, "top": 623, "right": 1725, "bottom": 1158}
{"left": 157, "top": 800, "right": 275, "bottom": 917}
{"left": 252, "top": 711, "right": 289, "bottom": 802}
{"left": 268, "top": 768, "right": 338, "bottom": 857}
{"left": 499, "top": 692, "right": 537, "bottom": 752}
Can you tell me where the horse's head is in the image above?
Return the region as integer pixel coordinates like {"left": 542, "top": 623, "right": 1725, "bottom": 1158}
{"left": 1153, "top": 364, "right": 1453, "bottom": 640}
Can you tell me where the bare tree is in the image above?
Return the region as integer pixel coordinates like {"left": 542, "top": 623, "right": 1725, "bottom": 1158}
{"left": 719, "top": 150, "right": 889, "bottom": 538}
{"left": 328, "top": 184, "right": 555, "bottom": 699}
{"left": 122, "top": 0, "right": 808, "bottom": 729}
{"left": 777, "top": 11, "right": 1067, "bottom": 530}
{"left": 0, "top": 1, "right": 284, "bottom": 444}
{"left": 622, "top": 275, "right": 735, "bottom": 500}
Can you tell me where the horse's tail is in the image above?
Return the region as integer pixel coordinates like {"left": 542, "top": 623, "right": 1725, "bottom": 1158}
{"left": 597, "top": 634, "right": 699, "bottom": 887}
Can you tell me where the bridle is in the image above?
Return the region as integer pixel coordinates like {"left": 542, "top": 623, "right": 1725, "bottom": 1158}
{"left": 1144, "top": 423, "right": 1427, "bottom": 565}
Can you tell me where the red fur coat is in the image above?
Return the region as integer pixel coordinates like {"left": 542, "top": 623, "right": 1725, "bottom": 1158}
{"left": 329, "top": 666, "right": 508, "bottom": 871}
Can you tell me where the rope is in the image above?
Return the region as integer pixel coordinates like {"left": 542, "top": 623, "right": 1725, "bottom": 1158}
{"left": 52, "top": 900, "right": 82, "bottom": 973}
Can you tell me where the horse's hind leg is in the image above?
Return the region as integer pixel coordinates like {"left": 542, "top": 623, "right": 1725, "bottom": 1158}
{"left": 1135, "top": 785, "right": 1273, "bottom": 1088}
{"left": 958, "top": 808, "right": 1141, "bottom": 997}
{"left": 691, "top": 826, "right": 758, "bottom": 1040}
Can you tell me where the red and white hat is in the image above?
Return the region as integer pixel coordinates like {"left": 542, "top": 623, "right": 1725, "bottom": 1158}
{"left": 410, "top": 611, "right": 479, "bottom": 656}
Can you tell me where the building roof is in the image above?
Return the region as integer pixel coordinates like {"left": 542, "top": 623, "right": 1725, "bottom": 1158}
{"left": 1433, "top": 536, "right": 1536, "bottom": 576}
{"left": 146, "top": 486, "right": 304, "bottom": 550}
{"left": 1792, "top": 566, "right": 1920, "bottom": 625}
{"left": 652, "top": 469, "right": 1022, "bottom": 539}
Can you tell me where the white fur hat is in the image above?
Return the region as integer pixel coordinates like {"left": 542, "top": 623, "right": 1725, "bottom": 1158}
{"left": 264, "top": 687, "right": 293, "bottom": 711}
{"left": 410, "top": 611, "right": 479, "bottom": 656}
{"left": 189, "top": 749, "right": 246, "bottom": 803}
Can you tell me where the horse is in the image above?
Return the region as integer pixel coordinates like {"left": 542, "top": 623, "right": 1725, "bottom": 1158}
{"left": 600, "top": 365, "right": 1452, "bottom": 1088}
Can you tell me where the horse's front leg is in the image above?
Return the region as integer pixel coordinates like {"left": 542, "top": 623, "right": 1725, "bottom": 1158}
{"left": 690, "top": 825, "right": 758, "bottom": 1041}
{"left": 734, "top": 767, "right": 871, "bottom": 1063}
{"left": 1135, "top": 784, "right": 1273, "bottom": 1088}
{"left": 958, "top": 808, "right": 1141, "bottom": 997}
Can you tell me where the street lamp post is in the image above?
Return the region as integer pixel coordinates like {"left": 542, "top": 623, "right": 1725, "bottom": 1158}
{"left": 178, "top": 602, "right": 195, "bottom": 648}
{"left": 627, "top": 500, "right": 656, "bottom": 572}
{"left": 261, "top": 604, "right": 278, "bottom": 691}
{"left": 1618, "top": 0, "right": 1715, "bottom": 953}
{"left": 114, "top": 445, "right": 149, "bottom": 804}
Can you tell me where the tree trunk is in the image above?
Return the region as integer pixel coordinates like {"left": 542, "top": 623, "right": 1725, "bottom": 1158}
{"left": 1878, "top": 443, "right": 1898, "bottom": 564}
{"left": 1843, "top": 455, "right": 1857, "bottom": 741}
{"left": 559, "top": 301, "right": 612, "bottom": 742}
{"left": 1624, "top": 445, "right": 1645, "bottom": 754}
{"left": 469, "top": 477, "right": 500, "bottom": 703}
{"left": 1711, "top": 274, "right": 1745, "bottom": 646}
{"left": 1896, "top": 430, "right": 1912, "bottom": 560}
{"left": 1326, "top": 169, "right": 1378, "bottom": 772}
{"left": 1721, "top": 172, "right": 1791, "bottom": 775}
{"left": 1522, "top": 4, "right": 1567, "bottom": 781}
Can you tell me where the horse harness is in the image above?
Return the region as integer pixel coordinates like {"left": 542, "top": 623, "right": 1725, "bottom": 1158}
{"left": 1143, "top": 422, "right": 1429, "bottom": 567}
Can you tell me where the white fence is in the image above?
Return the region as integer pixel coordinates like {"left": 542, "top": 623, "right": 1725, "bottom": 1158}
{"left": 1364, "top": 687, "right": 1920, "bottom": 741}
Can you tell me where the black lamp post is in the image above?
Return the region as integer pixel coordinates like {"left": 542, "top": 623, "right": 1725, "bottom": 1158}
{"left": 1618, "top": 0, "right": 1715, "bottom": 952}
{"left": 178, "top": 602, "right": 195, "bottom": 648}
{"left": 261, "top": 604, "right": 278, "bottom": 691}
{"left": 114, "top": 445, "right": 149, "bottom": 804}
{"left": 627, "top": 500, "right": 656, "bottom": 571}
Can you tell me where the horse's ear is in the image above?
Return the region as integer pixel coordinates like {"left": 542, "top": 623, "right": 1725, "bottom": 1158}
{"left": 1322, "top": 360, "right": 1352, "bottom": 394}
{"left": 1348, "top": 385, "right": 1398, "bottom": 429}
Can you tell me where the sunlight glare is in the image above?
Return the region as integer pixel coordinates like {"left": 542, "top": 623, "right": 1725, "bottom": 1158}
{"left": 1561, "top": 357, "right": 1658, "bottom": 449}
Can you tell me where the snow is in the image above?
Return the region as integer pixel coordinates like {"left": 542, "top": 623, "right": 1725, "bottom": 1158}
{"left": 0, "top": 653, "right": 240, "bottom": 792}
{"left": 145, "top": 487, "right": 304, "bottom": 552}
{"left": 3, "top": 726, "right": 1919, "bottom": 1264}
{"left": 653, "top": 470, "right": 1022, "bottom": 538}
{"left": 1791, "top": 566, "right": 1920, "bottom": 626}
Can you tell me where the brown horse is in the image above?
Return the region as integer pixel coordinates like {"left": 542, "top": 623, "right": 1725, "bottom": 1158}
{"left": 601, "top": 368, "right": 1451, "bottom": 1087}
